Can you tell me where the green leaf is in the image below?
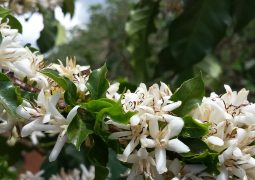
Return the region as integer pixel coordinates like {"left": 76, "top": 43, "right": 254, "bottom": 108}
{"left": 24, "top": 43, "right": 39, "bottom": 53}
{"left": 180, "top": 138, "right": 219, "bottom": 174}
{"left": 0, "top": 7, "right": 11, "bottom": 17}
{"left": 86, "top": 64, "right": 109, "bottom": 99}
{"left": 126, "top": 0, "right": 160, "bottom": 82}
{"left": 95, "top": 165, "right": 109, "bottom": 180}
{"left": 108, "top": 149, "right": 127, "bottom": 180}
{"left": 0, "top": 157, "right": 17, "bottom": 179}
{"left": 0, "top": 136, "right": 29, "bottom": 166}
{"left": 41, "top": 69, "right": 77, "bottom": 105}
{"left": 62, "top": 0, "right": 75, "bottom": 18}
{"left": 67, "top": 112, "right": 93, "bottom": 150}
{"left": 2, "top": 15, "right": 22, "bottom": 33}
{"left": 171, "top": 74, "right": 205, "bottom": 116}
{"left": 158, "top": 0, "right": 231, "bottom": 72}
{"left": 88, "top": 135, "right": 109, "bottom": 180}
{"left": 82, "top": 98, "right": 135, "bottom": 130}
{"left": 180, "top": 116, "right": 209, "bottom": 138}
{"left": 37, "top": 11, "right": 58, "bottom": 53}
{"left": 0, "top": 7, "right": 22, "bottom": 33}
{"left": 232, "top": 0, "right": 255, "bottom": 31}
{"left": 0, "top": 73, "right": 22, "bottom": 117}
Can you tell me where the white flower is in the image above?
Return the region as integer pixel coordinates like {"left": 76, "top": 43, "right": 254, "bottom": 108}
{"left": 80, "top": 164, "right": 95, "bottom": 180}
{"left": 19, "top": 164, "right": 95, "bottom": 180}
{"left": 106, "top": 82, "right": 120, "bottom": 100}
{"left": 217, "top": 144, "right": 255, "bottom": 180}
{"left": 126, "top": 148, "right": 163, "bottom": 180}
{"left": 168, "top": 158, "right": 213, "bottom": 180}
{"left": 17, "top": 90, "right": 62, "bottom": 132}
{"left": 107, "top": 117, "right": 148, "bottom": 162}
{"left": 140, "top": 121, "right": 189, "bottom": 174}
{"left": 49, "top": 57, "right": 90, "bottom": 92}
{"left": 19, "top": 170, "right": 44, "bottom": 180}
{"left": 17, "top": 89, "right": 79, "bottom": 161}
{"left": 107, "top": 82, "right": 188, "bottom": 175}
{"left": 0, "top": 20, "right": 28, "bottom": 64}
{"left": 30, "top": 131, "right": 45, "bottom": 145}
{"left": 191, "top": 85, "right": 255, "bottom": 151}
{"left": 0, "top": 105, "right": 15, "bottom": 134}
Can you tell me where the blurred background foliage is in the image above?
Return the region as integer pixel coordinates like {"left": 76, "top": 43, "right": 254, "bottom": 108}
{"left": 47, "top": 0, "right": 255, "bottom": 96}
{"left": 1, "top": 0, "right": 255, "bottom": 178}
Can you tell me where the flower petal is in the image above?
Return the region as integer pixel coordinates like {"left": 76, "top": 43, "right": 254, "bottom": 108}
{"left": 155, "top": 148, "right": 167, "bottom": 174}
{"left": 167, "top": 139, "right": 190, "bottom": 153}
{"left": 207, "top": 136, "right": 224, "bottom": 146}
{"left": 66, "top": 105, "right": 79, "bottom": 123}
{"left": 49, "top": 134, "right": 67, "bottom": 162}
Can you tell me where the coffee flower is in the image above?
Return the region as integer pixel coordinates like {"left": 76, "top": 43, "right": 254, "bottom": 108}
{"left": 17, "top": 90, "right": 79, "bottom": 161}
{"left": 0, "top": 105, "right": 15, "bottom": 134}
{"left": 0, "top": 19, "right": 48, "bottom": 88}
{"left": 107, "top": 82, "right": 189, "bottom": 175}
{"left": 141, "top": 121, "right": 189, "bottom": 174}
{"left": 217, "top": 144, "right": 255, "bottom": 180}
{"left": 168, "top": 158, "right": 213, "bottom": 180}
{"left": 49, "top": 57, "right": 90, "bottom": 92}
{"left": 192, "top": 85, "right": 255, "bottom": 179}
{"left": 19, "top": 170, "right": 44, "bottom": 180}
{"left": 192, "top": 85, "right": 254, "bottom": 151}
{"left": 19, "top": 164, "right": 95, "bottom": 180}
{"left": 126, "top": 148, "right": 163, "bottom": 180}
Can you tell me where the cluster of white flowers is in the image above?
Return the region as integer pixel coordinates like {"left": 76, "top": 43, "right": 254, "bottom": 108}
{"left": 192, "top": 85, "right": 255, "bottom": 179}
{"left": 0, "top": 0, "right": 64, "bottom": 14}
{"left": 107, "top": 82, "right": 190, "bottom": 178}
{"left": 19, "top": 164, "right": 95, "bottom": 180}
{"left": 0, "top": 19, "right": 91, "bottom": 161}
{"left": 2, "top": 10, "right": 255, "bottom": 180}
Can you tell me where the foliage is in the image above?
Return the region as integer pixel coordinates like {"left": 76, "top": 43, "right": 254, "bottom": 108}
{"left": 0, "top": 157, "right": 17, "bottom": 179}
{"left": 41, "top": 69, "right": 77, "bottom": 105}
{"left": 0, "top": 73, "right": 22, "bottom": 117}
{"left": 171, "top": 74, "right": 205, "bottom": 116}
{"left": 1, "top": 0, "right": 255, "bottom": 179}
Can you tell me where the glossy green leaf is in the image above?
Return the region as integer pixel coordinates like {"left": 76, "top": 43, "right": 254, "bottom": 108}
{"left": 158, "top": 0, "right": 231, "bottom": 71}
{"left": 180, "top": 138, "right": 219, "bottom": 174}
{"left": 180, "top": 116, "right": 209, "bottom": 138}
{"left": 233, "top": 0, "right": 255, "bottom": 32}
{"left": 82, "top": 98, "right": 135, "bottom": 130}
{"left": 37, "top": 11, "right": 58, "bottom": 53}
{"left": 86, "top": 64, "right": 109, "bottom": 99}
{"left": 0, "top": 73, "right": 22, "bottom": 117}
{"left": 41, "top": 69, "right": 77, "bottom": 105}
{"left": 108, "top": 149, "right": 127, "bottom": 180}
{"left": 67, "top": 112, "right": 93, "bottom": 150}
{"left": 2, "top": 15, "right": 22, "bottom": 33}
{"left": 0, "top": 7, "right": 10, "bottom": 17}
{"left": 126, "top": 0, "right": 160, "bottom": 82}
{"left": 171, "top": 74, "right": 205, "bottom": 116}
{"left": 94, "top": 165, "right": 109, "bottom": 180}
{"left": 0, "top": 7, "right": 22, "bottom": 33}
{"left": 88, "top": 135, "right": 109, "bottom": 180}
{"left": 62, "top": 0, "right": 75, "bottom": 18}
